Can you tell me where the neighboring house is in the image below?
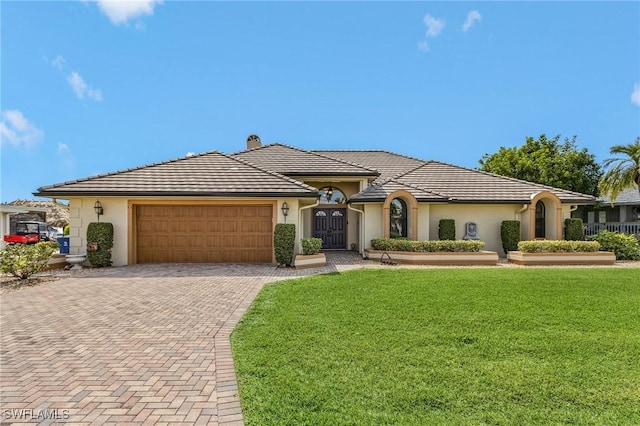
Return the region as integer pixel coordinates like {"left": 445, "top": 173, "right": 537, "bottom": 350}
{"left": 34, "top": 137, "right": 596, "bottom": 265}
{"left": 572, "top": 186, "right": 640, "bottom": 236}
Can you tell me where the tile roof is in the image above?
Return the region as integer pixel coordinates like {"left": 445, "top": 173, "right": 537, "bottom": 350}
{"left": 34, "top": 151, "right": 318, "bottom": 198}
{"left": 232, "top": 144, "right": 380, "bottom": 177}
{"left": 389, "top": 161, "right": 596, "bottom": 203}
{"left": 597, "top": 186, "right": 640, "bottom": 205}
{"left": 349, "top": 180, "right": 447, "bottom": 202}
{"left": 315, "top": 150, "right": 425, "bottom": 182}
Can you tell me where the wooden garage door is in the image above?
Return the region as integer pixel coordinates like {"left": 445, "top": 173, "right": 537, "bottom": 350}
{"left": 136, "top": 205, "right": 273, "bottom": 263}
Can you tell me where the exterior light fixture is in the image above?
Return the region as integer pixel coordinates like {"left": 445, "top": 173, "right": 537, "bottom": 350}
{"left": 281, "top": 201, "right": 289, "bottom": 223}
{"left": 94, "top": 200, "right": 104, "bottom": 221}
{"left": 325, "top": 185, "right": 334, "bottom": 201}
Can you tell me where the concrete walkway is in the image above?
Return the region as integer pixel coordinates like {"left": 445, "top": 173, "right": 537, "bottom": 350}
{"left": 0, "top": 252, "right": 367, "bottom": 425}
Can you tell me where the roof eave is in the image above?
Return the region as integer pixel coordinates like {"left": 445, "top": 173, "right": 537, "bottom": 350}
{"left": 33, "top": 190, "right": 319, "bottom": 198}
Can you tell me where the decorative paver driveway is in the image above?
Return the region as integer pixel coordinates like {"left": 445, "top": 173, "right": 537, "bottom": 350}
{"left": 0, "top": 253, "right": 366, "bottom": 425}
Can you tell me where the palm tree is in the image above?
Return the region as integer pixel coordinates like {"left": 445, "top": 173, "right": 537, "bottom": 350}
{"left": 598, "top": 137, "right": 640, "bottom": 203}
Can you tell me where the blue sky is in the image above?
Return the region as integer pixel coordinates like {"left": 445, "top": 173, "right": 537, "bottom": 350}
{"left": 1, "top": 1, "right": 639, "bottom": 202}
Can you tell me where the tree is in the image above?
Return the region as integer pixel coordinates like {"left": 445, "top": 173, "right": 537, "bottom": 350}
{"left": 479, "top": 134, "right": 602, "bottom": 196}
{"left": 598, "top": 138, "right": 640, "bottom": 203}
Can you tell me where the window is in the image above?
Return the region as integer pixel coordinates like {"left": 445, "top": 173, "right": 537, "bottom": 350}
{"left": 390, "top": 198, "right": 408, "bottom": 238}
{"left": 319, "top": 187, "right": 346, "bottom": 204}
{"left": 535, "top": 201, "right": 545, "bottom": 238}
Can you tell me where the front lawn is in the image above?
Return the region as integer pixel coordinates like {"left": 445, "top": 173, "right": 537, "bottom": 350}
{"left": 231, "top": 269, "right": 640, "bottom": 425}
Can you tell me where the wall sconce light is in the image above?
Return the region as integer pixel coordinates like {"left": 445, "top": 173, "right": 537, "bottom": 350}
{"left": 325, "top": 185, "right": 334, "bottom": 202}
{"left": 281, "top": 201, "right": 289, "bottom": 223}
{"left": 94, "top": 200, "right": 104, "bottom": 221}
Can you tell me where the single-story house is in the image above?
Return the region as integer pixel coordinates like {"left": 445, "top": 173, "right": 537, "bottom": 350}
{"left": 34, "top": 136, "right": 596, "bottom": 265}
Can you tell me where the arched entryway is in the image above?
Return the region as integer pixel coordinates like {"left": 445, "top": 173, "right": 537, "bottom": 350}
{"left": 313, "top": 185, "right": 347, "bottom": 249}
{"left": 383, "top": 191, "right": 418, "bottom": 239}
{"left": 528, "top": 191, "right": 562, "bottom": 240}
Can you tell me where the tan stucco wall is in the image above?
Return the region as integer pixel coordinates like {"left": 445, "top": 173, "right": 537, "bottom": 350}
{"left": 429, "top": 204, "right": 521, "bottom": 255}
{"left": 68, "top": 198, "right": 129, "bottom": 266}
{"left": 69, "top": 197, "right": 298, "bottom": 266}
{"left": 363, "top": 203, "right": 383, "bottom": 248}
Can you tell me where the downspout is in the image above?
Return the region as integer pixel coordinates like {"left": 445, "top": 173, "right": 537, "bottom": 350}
{"left": 347, "top": 204, "right": 365, "bottom": 258}
{"left": 515, "top": 204, "right": 528, "bottom": 220}
{"left": 298, "top": 199, "right": 320, "bottom": 253}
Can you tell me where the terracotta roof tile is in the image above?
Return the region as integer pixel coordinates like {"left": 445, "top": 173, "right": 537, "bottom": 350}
{"left": 315, "top": 150, "right": 425, "bottom": 182}
{"left": 233, "top": 144, "right": 380, "bottom": 177}
{"left": 393, "top": 161, "right": 596, "bottom": 203}
{"left": 35, "top": 151, "right": 318, "bottom": 197}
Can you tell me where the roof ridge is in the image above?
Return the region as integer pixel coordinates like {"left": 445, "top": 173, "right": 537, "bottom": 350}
{"left": 234, "top": 143, "right": 380, "bottom": 175}
{"left": 37, "top": 150, "right": 221, "bottom": 191}
{"left": 37, "top": 150, "right": 317, "bottom": 194}
{"left": 315, "top": 148, "right": 430, "bottom": 164}
{"left": 227, "top": 154, "right": 318, "bottom": 192}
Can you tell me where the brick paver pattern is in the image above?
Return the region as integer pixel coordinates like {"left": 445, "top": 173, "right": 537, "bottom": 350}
{"left": 0, "top": 252, "right": 367, "bottom": 425}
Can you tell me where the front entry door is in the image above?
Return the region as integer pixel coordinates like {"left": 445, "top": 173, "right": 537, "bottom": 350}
{"left": 313, "top": 208, "right": 346, "bottom": 249}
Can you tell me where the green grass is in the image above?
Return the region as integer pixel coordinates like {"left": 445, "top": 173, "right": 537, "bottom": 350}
{"left": 231, "top": 269, "right": 640, "bottom": 425}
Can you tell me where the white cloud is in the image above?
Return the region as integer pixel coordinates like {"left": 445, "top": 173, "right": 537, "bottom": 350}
{"left": 58, "top": 142, "right": 69, "bottom": 152}
{"left": 417, "top": 41, "right": 430, "bottom": 53}
{"left": 93, "top": 0, "right": 162, "bottom": 25}
{"left": 462, "top": 11, "right": 482, "bottom": 32}
{"left": 186, "top": 152, "right": 196, "bottom": 157}
{"left": 0, "top": 110, "right": 45, "bottom": 148}
{"left": 632, "top": 82, "right": 640, "bottom": 106}
{"left": 51, "top": 55, "right": 66, "bottom": 71}
{"left": 67, "top": 71, "right": 103, "bottom": 101}
{"left": 424, "top": 14, "right": 445, "bottom": 38}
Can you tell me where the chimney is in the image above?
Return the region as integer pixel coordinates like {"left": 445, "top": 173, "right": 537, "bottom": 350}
{"left": 246, "top": 134, "right": 262, "bottom": 150}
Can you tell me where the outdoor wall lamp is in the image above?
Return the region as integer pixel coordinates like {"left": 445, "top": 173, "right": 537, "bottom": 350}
{"left": 326, "top": 185, "right": 334, "bottom": 201}
{"left": 94, "top": 200, "right": 104, "bottom": 221}
{"left": 281, "top": 201, "right": 289, "bottom": 223}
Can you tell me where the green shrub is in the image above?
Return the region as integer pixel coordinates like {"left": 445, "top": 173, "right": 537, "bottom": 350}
{"left": 500, "top": 221, "right": 521, "bottom": 254}
{"left": 517, "top": 240, "right": 600, "bottom": 253}
{"left": 274, "top": 224, "right": 296, "bottom": 266}
{"left": 87, "top": 222, "right": 114, "bottom": 268}
{"left": 591, "top": 230, "right": 640, "bottom": 260}
{"left": 564, "top": 218, "right": 584, "bottom": 241}
{"left": 371, "top": 238, "right": 485, "bottom": 252}
{"left": 63, "top": 224, "right": 70, "bottom": 236}
{"left": 438, "top": 219, "right": 456, "bottom": 240}
{"left": 0, "top": 242, "right": 58, "bottom": 279}
{"left": 301, "top": 238, "right": 323, "bottom": 255}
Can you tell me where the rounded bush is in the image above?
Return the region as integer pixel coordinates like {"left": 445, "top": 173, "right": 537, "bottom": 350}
{"left": 501, "top": 221, "right": 521, "bottom": 254}
{"left": 274, "top": 224, "right": 296, "bottom": 266}
{"left": 591, "top": 230, "right": 640, "bottom": 260}
{"left": 564, "top": 218, "right": 584, "bottom": 241}
{"left": 438, "top": 219, "right": 456, "bottom": 241}
{"left": 301, "top": 238, "right": 323, "bottom": 255}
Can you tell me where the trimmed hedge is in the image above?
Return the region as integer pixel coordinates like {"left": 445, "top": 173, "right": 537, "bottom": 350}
{"left": 0, "top": 241, "right": 58, "bottom": 279}
{"left": 301, "top": 238, "right": 323, "bottom": 255}
{"left": 438, "top": 219, "right": 456, "bottom": 240}
{"left": 371, "top": 238, "right": 485, "bottom": 253}
{"left": 274, "top": 224, "right": 296, "bottom": 266}
{"left": 564, "top": 218, "right": 584, "bottom": 241}
{"left": 87, "top": 222, "right": 114, "bottom": 268}
{"left": 500, "top": 220, "right": 521, "bottom": 254}
{"left": 591, "top": 230, "right": 640, "bottom": 260}
{"left": 517, "top": 240, "right": 600, "bottom": 253}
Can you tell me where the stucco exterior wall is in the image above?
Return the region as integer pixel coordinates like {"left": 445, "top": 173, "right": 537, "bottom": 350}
{"left": 68, "top": 197, "right": 129, "bottom": 266}
{"left": 69, "top": 197, "right": 297, "bottom": 267}
{"left": 363, "top": 203, "right": 383, "bottom": 248}
{"left": 429, "top": 204, "right": 523, "bottom": 255}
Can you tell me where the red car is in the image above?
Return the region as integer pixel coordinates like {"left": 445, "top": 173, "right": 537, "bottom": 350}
{"left": 3, "top": 221, "right": 50, "bottom": 245}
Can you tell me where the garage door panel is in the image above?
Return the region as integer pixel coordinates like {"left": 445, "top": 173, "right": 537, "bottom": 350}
{"left": 136, "top": 205, "right": 273, "bottom": 263}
